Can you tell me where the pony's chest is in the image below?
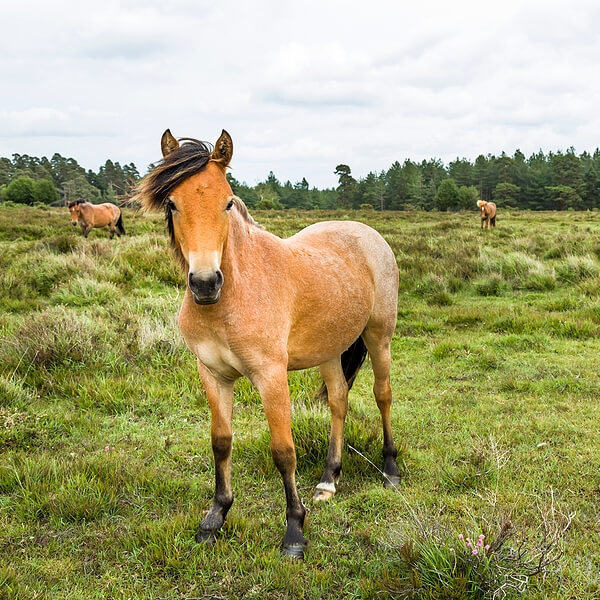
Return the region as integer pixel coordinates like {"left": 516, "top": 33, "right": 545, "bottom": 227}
{"left": 193, "top": 337, "right": 243, "bottom": 378}
{"left": 178, "top": 306, "right": 244, "bottom": 378}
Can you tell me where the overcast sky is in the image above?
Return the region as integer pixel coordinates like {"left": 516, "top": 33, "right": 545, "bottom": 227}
{"left": 1, "top": 0, "right": 599, "bottom": 188}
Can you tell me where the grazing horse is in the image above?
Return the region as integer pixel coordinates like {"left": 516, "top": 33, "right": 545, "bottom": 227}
{"left": 67, "top": 200, "right": 125, "bottom": 238}
{"left": 134, "top": 129, "right": 401, "bottom": 559}
{"left": 477, "top": 200, "right": 496, "bottom": 229}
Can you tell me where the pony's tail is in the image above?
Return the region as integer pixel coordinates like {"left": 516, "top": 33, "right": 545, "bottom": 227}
{"left": 116, "top": 214, "right": 126, "bottom": 235}
{"left": 315, "top": 337, "right": 368, "bottom": 401}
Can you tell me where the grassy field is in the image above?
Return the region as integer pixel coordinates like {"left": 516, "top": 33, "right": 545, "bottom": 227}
{"left": 1, "top": 204, "right": 600, "bottom": 599}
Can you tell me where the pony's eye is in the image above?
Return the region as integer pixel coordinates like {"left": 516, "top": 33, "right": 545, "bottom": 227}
{"left": 167, "top": 199, "right": 177, "bottom": 212}
{"left": 226, "top": 199, "right": 234, "bottom": 211}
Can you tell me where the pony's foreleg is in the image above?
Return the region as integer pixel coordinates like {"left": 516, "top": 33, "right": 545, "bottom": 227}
{"left": 314, "top": 358, "right": 348, "bottom": 502}
{"left": 362, "top": 332, "right": 401, "bottom": 488}
{"left": 253, "top": 366, "right": 307, "bottom": 559}
{"left": 83, "top": 224, "right": 93, "bottom": 238}
{"left": 195, "top": 361, "right": 234, "bottom": 544}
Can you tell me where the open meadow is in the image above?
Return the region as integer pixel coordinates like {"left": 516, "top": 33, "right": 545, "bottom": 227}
{"left": 1, "top": 204, "right": 600, "bottom": 599}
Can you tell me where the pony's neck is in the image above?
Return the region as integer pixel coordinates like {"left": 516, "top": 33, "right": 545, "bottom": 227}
{"left": 220, "top": 205, "right": 255, "bottom": 280}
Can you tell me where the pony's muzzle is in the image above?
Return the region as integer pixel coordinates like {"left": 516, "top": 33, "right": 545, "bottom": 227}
{"left": 188, "top": 269, "right": 223, "bottom": 305}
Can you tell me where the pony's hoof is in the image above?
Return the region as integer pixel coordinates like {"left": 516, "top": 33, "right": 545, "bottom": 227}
{"left": 195, "top": 528, "right": 217, "bottom": 544}
{"left": 282, "top": 542, "right": 306, "bottom": 560}
{"left": 313, "top": 488, "right": 335, "bottom": 502}
{"left": 383, "top": 474, "right": 401, "bottom": 489}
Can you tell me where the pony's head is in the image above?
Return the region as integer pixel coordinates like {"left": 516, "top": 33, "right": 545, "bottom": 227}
{"left": 67, "top": 199, "right": 84, "bottom": 225}
{"left": 476, "top": 200, "right": 487, "bottom": 215}
{"left": 135, "top": 129, "right": 236, "bottom": 305}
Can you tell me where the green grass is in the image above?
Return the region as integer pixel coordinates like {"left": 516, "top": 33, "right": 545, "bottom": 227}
{"left": 1, "top": 204, "right": 600, "bottom": 599}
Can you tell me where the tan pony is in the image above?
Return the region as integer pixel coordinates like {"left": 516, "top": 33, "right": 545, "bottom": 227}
{"left": 477, "top": 200, "right": 497, "bottom": 229}
{"left": 67, "top": 200, "right": 125, "bottom": 238}
{"left": 134, "top": 129, "right": 402, "bottom": 559}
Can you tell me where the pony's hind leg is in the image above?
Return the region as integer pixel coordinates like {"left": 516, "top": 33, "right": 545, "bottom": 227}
{"left": 362, "top": 330, "right": 401, "bottom": 488}
{"left": 195, "top": 361, "right": 234, "bottom": 544}
{"left": 314, "top": 358, "right": 348, "bottom": 502}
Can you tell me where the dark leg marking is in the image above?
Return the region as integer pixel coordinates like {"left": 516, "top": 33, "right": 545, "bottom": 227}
{"left": 272, "top": 446, "right": 307, "bottom": 559}
{"left": 196, "top": 434, "right": 233, "bottom": 544}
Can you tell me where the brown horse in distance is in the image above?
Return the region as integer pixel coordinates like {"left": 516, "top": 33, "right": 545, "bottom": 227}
{"left": 134, "top": 129, "right": 402, "bottom": 559}
{"left": 67, "top": 200, "right": 125, "bottom": 238}
{"left": 477, "top": 200, "right": 496, "bottom": 229}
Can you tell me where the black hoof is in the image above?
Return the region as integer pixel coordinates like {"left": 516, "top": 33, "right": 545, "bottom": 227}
{"left": 383, "top": 474, "right": 401, "bottom": 489}
{"left": 195, "top": 528, "right": 217, "bottom": 544}
{"left": 282, "top": 542, "right": 306, "bottom": 560}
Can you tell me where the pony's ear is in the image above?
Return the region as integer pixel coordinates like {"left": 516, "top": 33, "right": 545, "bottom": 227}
{"left": 161, "top": 129, "right": 179, "bottom": 157}
{"left": 211, "top": 130, "right": 233, "bottom": 167}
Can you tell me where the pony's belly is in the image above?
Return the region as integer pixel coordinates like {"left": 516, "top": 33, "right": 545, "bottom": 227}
{"left": 286, "top": 322, "right": 367, "bottom": 371}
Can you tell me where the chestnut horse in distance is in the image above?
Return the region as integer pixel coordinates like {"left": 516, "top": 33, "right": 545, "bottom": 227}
{"left": 477, "top": 200, "right": 497, "bottom": 229}
{"left": 67, "top": 200, "right": 125, "bottom": 238}
{"left": 134, "top": 129, "right": 402, "bottom": 559}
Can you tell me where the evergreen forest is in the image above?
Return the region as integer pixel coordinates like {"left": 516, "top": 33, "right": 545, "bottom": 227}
{"left": 2, "top": 146, "right": 600, "bottom": 211}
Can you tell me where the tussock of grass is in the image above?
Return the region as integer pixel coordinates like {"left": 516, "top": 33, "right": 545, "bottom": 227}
{"left": 555, "top": 254, "right": 600, "bottom": 283}
{"left": 0, "top": 306, "right": 115, "bottom": 371}
{"left": 0, "top": 375, "right": 36, "bottom": 406}
{"left": 576, "top": 276, "right": 600, "bottom": 297}
{"left": 51, "top": 276, "right": 120, "bottom": 306}
{"left": 37, "top": 232, "right": 82, "bottom": 254}
{"left": 478, "top": 249, "right": 556, "bottom": 291}
{"left": 473, "top": 273, "right": 509, "bottom": 296}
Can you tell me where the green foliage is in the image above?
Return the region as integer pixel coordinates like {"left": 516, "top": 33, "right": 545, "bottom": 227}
{"left": 2, "top": 176, "right": 36, "bottom": 204}
{"left": 335, "top": 164, "right": 357, "bottom": 208}
{"left": 33, "top": 178, "right": 59, "bottom": 205}
{"left": 546, "top": 184, "right": 582, "bottom": 210}
{"left": 494, "top": 182, "right": 520, "bottom": 207}
{"left": 4, "top": 145, "right": 600, "bottom": 210}
{"left": 436, "top": 178, "right": 460, "bottom": 211}
{"left": 458, "top": 185, "right": 479, "bottom": 210}
{"left": 255, "top": 193, "right": 283, "bottom": 210}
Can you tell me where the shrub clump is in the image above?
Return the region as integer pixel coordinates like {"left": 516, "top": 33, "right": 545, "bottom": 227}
{"left": 0, "top": 306, "right": 114, "bottom": 371}
{"left": 383, "top": 511, "right": 572, "bottom": 599}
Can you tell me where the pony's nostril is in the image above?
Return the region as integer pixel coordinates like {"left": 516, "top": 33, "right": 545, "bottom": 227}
{"left": 189, "top": 270, "right": 223, "bottom": 300}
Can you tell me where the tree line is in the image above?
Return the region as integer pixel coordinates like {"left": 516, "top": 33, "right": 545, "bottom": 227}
{"left": 2, "top": 147, "right": 600, "bottom": 211}
{"left": 0, "top": 153, "right": 139, "bottom": 206}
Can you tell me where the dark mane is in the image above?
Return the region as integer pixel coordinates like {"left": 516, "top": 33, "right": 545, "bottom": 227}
{"left": 135, "top": 138, "right": 213, "bottom": 211}
{"left": 133, "top": 137, "right": 262, "bottom": 271}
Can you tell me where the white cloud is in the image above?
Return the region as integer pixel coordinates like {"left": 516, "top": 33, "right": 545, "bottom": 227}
{"left": 1, "top": 0, "right": 600, "bottom": 186}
